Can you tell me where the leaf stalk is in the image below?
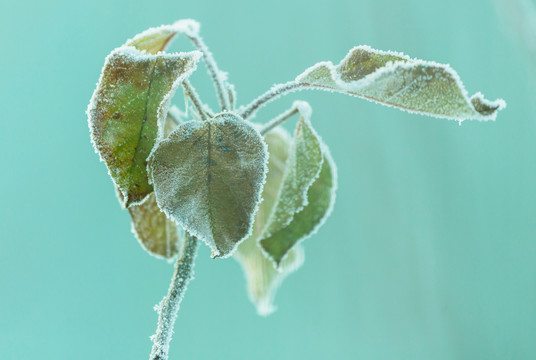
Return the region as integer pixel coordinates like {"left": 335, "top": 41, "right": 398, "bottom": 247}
{"left": 187, "top": 34, "right": 231, "bottom": 111}
{"left": 182, "top": 80, "right": 208, "bottom": 121}
{"left": 260, "top": 107, "right": 300, "bottom": 135}
{"left": 240, "top": 81, "right": 304, "bottom": 120}
{"left": 149, "top": 233, "right": 199, "bottom": 360}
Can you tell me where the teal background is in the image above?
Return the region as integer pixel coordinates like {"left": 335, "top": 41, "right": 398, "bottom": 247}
{"left": 1, "top": 0, "right": 535, "bottom": 359}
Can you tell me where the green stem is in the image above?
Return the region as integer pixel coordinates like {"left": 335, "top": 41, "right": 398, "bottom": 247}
{"left": 149, "top": 233, "right": 200, "bottom": 360}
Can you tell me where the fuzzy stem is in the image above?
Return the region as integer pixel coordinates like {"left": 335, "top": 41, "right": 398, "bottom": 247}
{"left": 188, "top": 34, "right": 231, "bottom": 111}
{"left": 260, "top": 107, "right": 299, "bottom": 135}
{"left": 182, "top": 80, "right": 208, "bottom": 121}
{"left": 149, "top": 233, "right": 200, "bottom": 360}
{"left": 240, "top": 81, "right": 304, "bottom": 120}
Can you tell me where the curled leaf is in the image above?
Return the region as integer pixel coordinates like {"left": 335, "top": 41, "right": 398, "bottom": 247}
{"left": 87, "top": 46, "right": 200, "bottom": 207}
{"left": 235, "top": 128, "right": 303, "bottom": 315}
{"left": 128, "top": 193, "right": 182, "bottom": 259}
{"left": 296, "top": 45, "right": 505, "bottom": 121}
{"left": 260, "top": 101, "right": 323, "bottom": 245}
{"left": 260, "top": 149, "right": 337, "bottom": 266}
{"left": 148, "top": 113, "right": 268, "bottom": 258}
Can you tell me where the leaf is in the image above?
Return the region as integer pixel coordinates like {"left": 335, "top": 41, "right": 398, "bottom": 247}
{"left": 148, "top": 113, "right": 268, "bottom": 258}
{"left": 260, "top": 149, "right": 337, "bottom": 266}
{"left": 87, "top": 46, "right": 200, "bottom": 207}
{"left": 128, "top": 193, "right": 182, "bottom": 259}
{"left": 296, "top": 45, "right": 506, "bottom": 121}
{"left": 235, "top": 128, "right": 303, "bottom": 315}
{"left": 235, "top": 235, "right": 304, "bottom": 316}
{"left": 259, "top": 101, "right": 324, "bottom": 244}
{"left": 125, "top": 20, "right": 200, "bottom": 55}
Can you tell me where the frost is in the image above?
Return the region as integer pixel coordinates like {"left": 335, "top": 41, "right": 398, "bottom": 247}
{"left": 296, "top": 46, "right": 506, "bottom": 121}
{"left": 125, "top": 19, "right": 200, "bottom": 55}
{"left": 260, "top": 145, "right": 337, "bottom": 266}
{"left": 234, "top": 128, "right": 302, "bottom": 315}
{"left": 148, "top": 113, "right": 268, "bottom": 258}
{"left": 150, "top": 234, "right": 199, "bottom": 360}
{"left": 259, "top": 101, "right": 324, "bottom": 249}
{"left": 128, "top": 193, "right": 182, "bottom": 259}
{"left": 86, "top": 45, "right": 201, "bottom": 207}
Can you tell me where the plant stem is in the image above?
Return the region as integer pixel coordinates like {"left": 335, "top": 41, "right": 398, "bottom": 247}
{"left": 187, "top": 34, "right": 231, "bottom": 111}
{"left": 260, "top": 107, "right": 299, "bottom": 135}
{"left": 149, "top": 233, "right": 200, "bottom": 360}
{"left": 182, "top": 80, "right": 208, "bottom": 121}
{"left": 240, "top": 81, "right": 303, "bottom": 120}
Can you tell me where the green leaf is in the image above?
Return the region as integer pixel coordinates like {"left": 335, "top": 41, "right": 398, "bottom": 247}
{"left": 235, "top": 128, "right": 303, "bottom": 315}
{"left": 128, "top": 193, "right": 182, "bottom": 259}
{"left": 87, "top": 46, "right": 200, "bottom": 207}
{"left": 260, "top": 149, "right": 337, "bottom": 266}
{"left": 250, "top": 129, "right": 292, "bottom": 238}
{"left": 148, "top": 113, "right": 268, "bottom": 258}
{"left": 259, "top": 101, "right": 324, "bottom": 246}
{"left": 125, "top": 20, "right": 200, "bottom": 55}
{"left": 296, "top": 46, "right": 505, "bottom": 121}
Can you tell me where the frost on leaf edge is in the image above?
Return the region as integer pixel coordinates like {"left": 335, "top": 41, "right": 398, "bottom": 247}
{"left": 128, "top": 193, "right": 183, "bottom": 261}
{"left": 86, "top": 45, "right": 202, "bottom": 208}
{"left": 147, "top": 113, "right": 270, "bottom": 259}
{"left": 125, "top": 19, "right": 201, "bottom": 50}
{"left": 259, "top": 100, "right": 324, "bottom": 242}
{"left": 259, "top": 142, "right": 338, "bottom": 269}
{"left": 296, "top": 45, "right": 506, "bottom": 122}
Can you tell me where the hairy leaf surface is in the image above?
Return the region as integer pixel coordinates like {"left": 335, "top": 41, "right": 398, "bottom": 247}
{"left": 87, "top": 46, "right": 200, "bottom": 207}
{"left": 148, "top": 113, "right": 268, "bottom": 258}
{"left": 296, "top": 46, "right": 505, "bottom": 121}
{"left": 128, "top": 193, "right": 182, "bottom": 259}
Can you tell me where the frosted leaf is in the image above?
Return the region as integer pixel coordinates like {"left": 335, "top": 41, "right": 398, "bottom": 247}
{"left": 148, "top": 113, "right": 268, "bottom": 258}
{"left": 125, "top": 20, "right": 200, "bottom": 55}
{"left": 128, "top": 193, "right": 182, "bottom": 259}
{"left": 260, "top": 147, "right": 337, "bottom": 266}
{"left": 235, "top": 128, "right": 304, "bottom": 315}
{"left": 296, "top": 46, "right": 506, "bottom": 121}
{"left": 259, "top": 101, "right": 323, "bottom": 250}
{"left": 87, "top": 46, "right": 200, "bottom": 207}
{"left": 235, "top": 235, "right": 304, "bottom": 316}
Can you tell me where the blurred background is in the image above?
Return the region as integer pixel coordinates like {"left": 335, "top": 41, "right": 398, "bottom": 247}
{"left": 1, "top": 0, "right": 535, "bottom": 359}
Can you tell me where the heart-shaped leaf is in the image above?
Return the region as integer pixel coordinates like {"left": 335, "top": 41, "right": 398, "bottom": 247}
{"left": 87, "top": 46, "right": 200, "bottom": 207}
{"left": 148, "top": 113, "right": 268, "bottom": 258}
{"left": 128, "top": 193, "right": 182, "bottom": 259}
{"left": 296, "top": 46, "right": 505, "bottom": 121}
{"left": 259, "top": 102, "right": 324, "bottom": 245}
{"left": 235, "top": 128, "right": 304, "bottom": 315}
